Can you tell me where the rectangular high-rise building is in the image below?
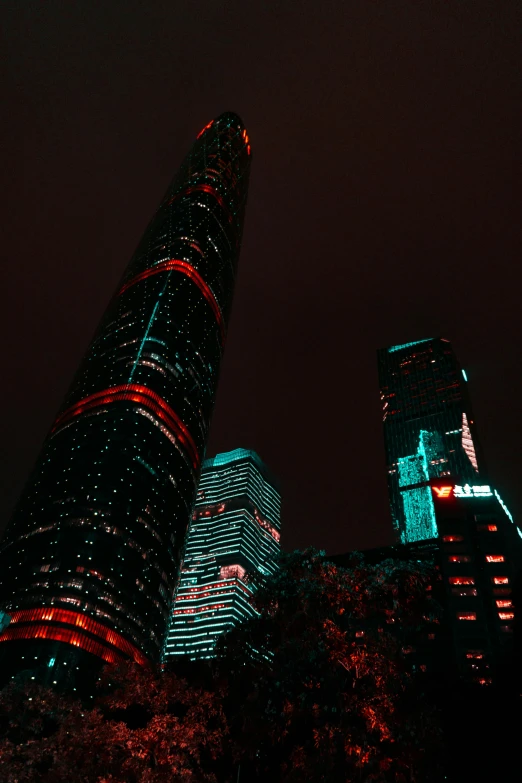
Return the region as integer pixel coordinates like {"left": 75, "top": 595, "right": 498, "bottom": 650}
{"left": 163, "top": 448, "right": 281, "bottom": 661}
{"left": 378, "top": 338, "right": 484, "bottom": 543}
{"left": 331, "top": 481, "right": 521, "bottom": 684}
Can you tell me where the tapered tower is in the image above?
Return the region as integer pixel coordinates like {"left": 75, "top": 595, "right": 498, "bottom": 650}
{"left": 0, "top": 113, "right": 251, "bottom": 680}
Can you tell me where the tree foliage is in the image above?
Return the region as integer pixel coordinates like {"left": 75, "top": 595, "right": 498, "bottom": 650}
{"left": 0, "top": 664, "right": 228, "bottom": 782}
{"left": 0, "top": 548, "right": 442, "bottom": 782}
{"left": 216, "top": 548, "right": 443, "bottom": 782}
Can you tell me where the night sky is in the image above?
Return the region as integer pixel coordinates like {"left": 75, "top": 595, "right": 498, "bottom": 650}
{"left": 2, "top": 1, "right": 522, "bottom": 555}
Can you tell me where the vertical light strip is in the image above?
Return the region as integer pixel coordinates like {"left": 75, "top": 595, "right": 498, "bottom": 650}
{"left": 128, "top": 282, "right": 166, "bottom": 382}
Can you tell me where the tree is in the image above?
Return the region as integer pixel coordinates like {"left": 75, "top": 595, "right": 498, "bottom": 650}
{"left": 216, "top": 548, "right": 443, "bottom": 782}
{"left": 0, "top": 663, "right": 229, "bottom": 782}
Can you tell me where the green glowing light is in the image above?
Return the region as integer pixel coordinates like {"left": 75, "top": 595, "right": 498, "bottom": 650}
{"left": 388, "top": 339, "right": 432, "bottom": 354}
{"left": 462, "top": 369, "right": 468, "bottom": 381}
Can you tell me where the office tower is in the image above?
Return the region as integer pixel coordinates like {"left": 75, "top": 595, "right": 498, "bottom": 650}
{"left": 378, "top": 338, "right": 485, "bottom": 544}
{"left": 333, "top": 481, "right": 521, "bottom": 683}
{"left": 164, "top": 448, "right": 281, "bottom": 661}
{"left": 0, "top": 114, "right": 252, "bottom": 677}
{"left": 429, "top": 480, "right": 521, "bottom": 682}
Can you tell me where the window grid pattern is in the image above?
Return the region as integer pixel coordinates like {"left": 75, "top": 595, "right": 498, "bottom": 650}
{"left": 163, "top": 449, "right": 281, "bottom": 661}
{"left": 0, "top": 113, "right": 251, "bottom": 666}
{"left": 378, "top": 338, "right": 484, "bottom": 543}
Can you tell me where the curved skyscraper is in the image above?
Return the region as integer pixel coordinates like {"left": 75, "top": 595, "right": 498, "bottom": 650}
{"left": 0, "top": 113, "right": 251, "bottom": 677}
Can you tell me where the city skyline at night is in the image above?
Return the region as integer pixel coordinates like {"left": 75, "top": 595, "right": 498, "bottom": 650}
{"left": 2, "top": 2, "right": 522, "bottom": 558}
{"left": 0, "top": 113, "right": 252, "bottom": 677}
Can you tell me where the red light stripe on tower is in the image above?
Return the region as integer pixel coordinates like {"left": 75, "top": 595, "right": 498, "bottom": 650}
{"left": 196, "top": 120, "right": 214, "bottom": 139}
{"left": 118, "top": 259, "right": 225, "bottom": 344}
{"left": 0, "top": 625, "right": 124, "bottom": 665}
{"left": 52, "top": 384, "right": 200, "bottom": 469}
{"left": 0, "top": 607, "right": 149, "bottom": 665}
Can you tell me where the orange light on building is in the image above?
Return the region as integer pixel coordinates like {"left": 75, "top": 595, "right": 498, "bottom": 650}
{"left": 493, "top": 577, "right": 509, "bottom": 585}
{"left": 457, "top": 612, "right": 477, "bottom": 621}
{"left": 432, "top": 486, "right": 453, "bottom": 498}
{"left": 496, "top": 600, "right": 512, "bottom": 608}
{"left": 486, "top": 555, "right": 505, "bottom": 563}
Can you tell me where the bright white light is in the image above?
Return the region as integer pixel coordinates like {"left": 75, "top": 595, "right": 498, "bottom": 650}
{"left": 454, "top": 484, "right": 492, "bottom": 498}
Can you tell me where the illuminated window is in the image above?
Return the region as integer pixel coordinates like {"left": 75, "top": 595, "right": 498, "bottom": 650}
{"left": 485, "top": 555, "right": 505, "bottom": 563}
{"left": 466, "top": 651, "right": 484, "bottom": 659}
{"left": 457, "top": 612, "right": 477, "bottom": 621}
{"left": 452, "top": 587, "right": 477, "bottom": 597}
{"left": 448, "top": 555, "right": 471, "bottom": 563}
{"left": 220, "top": 564, "right": 247, "bottom": 580}
{"left": 496, "top": 600, "right": 512, "bottom": 608}
{"left": 449, "top": 576, "right": 474, "bottom": 585}
{"left": 492, "top": 576, "right": 509, "bottom": 585}
{"left": 443, "top": 535, "right": 464, "bottom": 542}
{"left": 477, "top": 524, "right": 497, "bottom": 532}
{"left": 498, "top": 612, "right": 514, "bottom": 621}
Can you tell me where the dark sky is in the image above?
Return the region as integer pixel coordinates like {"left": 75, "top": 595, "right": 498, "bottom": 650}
{"left": 1, "top": 1, "right": 522, "bottom": 555}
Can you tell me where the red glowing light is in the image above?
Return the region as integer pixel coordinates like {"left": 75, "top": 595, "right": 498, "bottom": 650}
{"left": 196, "top": 120, "right": 214, "bottom": 139}
{"left": 0, "top": 607, "right": 149, "bottom": 665}
{"left": 486, "top": 555, "right": 505, "bottom": 563}
{"left": 52, "top": 384, "right": 200, "bottom": 469}
{"left": 499, "top": 612, "right": 514, "bottom": 620}
{"left": 433, "top": 486, "right": 453, "bottom": 498}
{"left": 457, "top": 612, "right": 477, "bottom": 621}
{"left": 449, "top": 577, "right": 474, "bottom": 585}
{"left": 493, "top": 577, "right": 509, "bottom": 585}
{"left": 0, "top": 624, "right": 123, "bottom": 664}
{"left": 118, "top": 259, "right": 225, "bottom": 344}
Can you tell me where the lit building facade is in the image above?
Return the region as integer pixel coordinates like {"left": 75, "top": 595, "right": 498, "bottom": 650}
{"left": 430, "top": 481, "right": 521, "bottom": 684}
{"left": 330, "top": 482, "right": 521, "bottom": 684}
{"left": 0, "top": 113, "right": 252, "bottom": 676}
{"left": 378, "top": 338, "right": 485, "bottom": 544}
{"left": 164, "top": 448, "right": 281, "bottom": 660}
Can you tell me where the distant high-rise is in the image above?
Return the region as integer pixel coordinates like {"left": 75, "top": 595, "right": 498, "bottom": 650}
{"left": 164, "top": 449, "right": 281, "bottom": 661}
{"left": 378, "top": 338, "right": 484, "bottom": 543}
{"left": 0, "top": 113, "right": 252, "bottom": 677}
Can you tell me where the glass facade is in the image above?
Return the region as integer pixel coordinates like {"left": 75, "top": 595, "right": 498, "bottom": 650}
{"left": 378, "top": 338, "right": 484, "bottom": 544}
{"left": 163, "top": 448, "right": 281, "bottom": 660}
{"left": 430, "top": 481, "right": 522, "bottom": 683}
{"left": 0, "top": 113, "right": 251, "bottom": 670}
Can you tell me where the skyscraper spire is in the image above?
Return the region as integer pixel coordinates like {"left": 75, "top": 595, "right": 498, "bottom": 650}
{"left": 0, "top": 113, "right": 252, "bottom": 679}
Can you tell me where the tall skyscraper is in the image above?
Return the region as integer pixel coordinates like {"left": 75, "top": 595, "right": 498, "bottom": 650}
{"left": 378, "top": 338, "right": 485, "bottom": 543}
{"left": 0, "top": 113, "right": 252, "bottom": 678}
{"left": 164, "top": 449, "right": 281, "bottom": 661}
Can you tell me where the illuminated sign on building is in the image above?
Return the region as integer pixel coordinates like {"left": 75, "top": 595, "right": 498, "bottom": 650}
{"left": 432, "top": 484, "right": 493, "bottom": 499}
